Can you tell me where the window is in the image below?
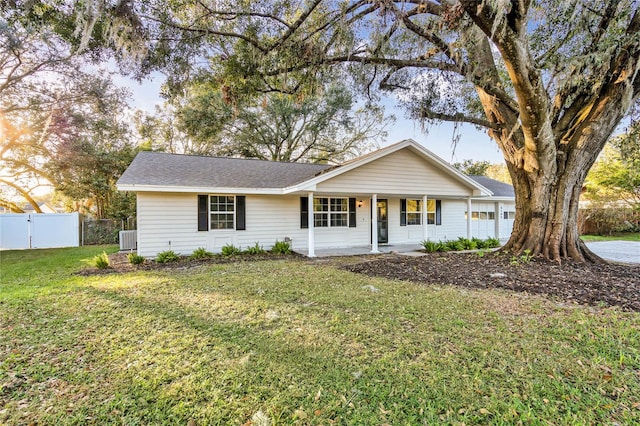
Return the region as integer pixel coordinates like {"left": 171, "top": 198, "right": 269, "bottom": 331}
{"left": 407, "top": 199, "right": 422, "bottom": 225}
{"left": 467, "top": 207, "right": 497, "bottom": 221}
{"left": 426, "top": 199, "right": 437, "bottom": 225}
{"left": 330, "top": 198, "right": 348, "bottom": 227}
{"left": 313, "top": 197, "right": 349, "bottom": 227}
{"left": 210, "top": 195, "right": 235, "bottom": 229}
{"left": 402, "top": 199, "right": 441, "bottom": 226}
{"left": 504, "top": 211, "right": 515, "bottom": 220}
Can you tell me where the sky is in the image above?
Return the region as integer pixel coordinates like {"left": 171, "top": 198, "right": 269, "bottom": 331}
{"left": 115, "top": 73, "right": 506, "bottom": 164}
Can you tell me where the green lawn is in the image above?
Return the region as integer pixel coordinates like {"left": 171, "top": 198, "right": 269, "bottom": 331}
{"left": 1, "top": 247, "right": 639, "bottom": 425}
{"left": 581, "top": 232, "right": 640, "bottom": 242}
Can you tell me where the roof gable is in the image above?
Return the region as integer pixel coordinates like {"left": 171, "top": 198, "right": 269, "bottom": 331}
{"left": 287, "top": 139, "right": 491, "bottom": 196}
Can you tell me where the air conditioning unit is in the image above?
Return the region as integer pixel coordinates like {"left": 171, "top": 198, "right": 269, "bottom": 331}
{"left": 119, "top": 230, "right": 137, "bottom": 251}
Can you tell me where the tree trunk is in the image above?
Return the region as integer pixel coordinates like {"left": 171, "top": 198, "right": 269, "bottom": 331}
{"left": 503, "top": 157, "right": 601, "bottom": 263}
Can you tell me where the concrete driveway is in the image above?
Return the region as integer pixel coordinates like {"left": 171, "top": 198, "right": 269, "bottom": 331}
{"left": 585, "top": 241, "right": 640, "bottom": 264}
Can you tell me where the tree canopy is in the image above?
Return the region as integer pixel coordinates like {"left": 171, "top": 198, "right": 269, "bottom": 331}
{"left": 175, "top": 83, "right": 390, "bottom": 162}
{"left": 0, "top": 9, "right": 137, "bottom": 218}
{"left": 13, "top": 0, "right": 640, "bottom": 261}
{"left": 584, "top": 128, "right": 640, "bottom": 210}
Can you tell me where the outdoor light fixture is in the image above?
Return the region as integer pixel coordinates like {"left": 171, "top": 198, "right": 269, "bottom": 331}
{"left": 357, "top": 200, "right": 363, "bottom": 208}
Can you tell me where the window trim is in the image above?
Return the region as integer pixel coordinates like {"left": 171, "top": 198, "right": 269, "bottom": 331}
{"left": 209, "top": 194, "right": 236, "bottom": 231}
{"left": 313, "top": 197, "right": 350, "bottom": 228}
{"left": 406, "top": 199, "right": 422, "bottom": 226}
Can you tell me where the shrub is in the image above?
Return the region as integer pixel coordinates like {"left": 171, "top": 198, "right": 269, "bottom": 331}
{"left": 472, "top": 237, "right": 487, "bottom": 249}
{"left": 244, "top": 242, "right": 265, "bottom": 255}
{"left": 457, "top": 237, "right": 477, "bottom": 250}
{"left": 484, "top": 237, "right": 501, "bottom": 248}
{"left": 191, "top": 247, "right": 214, "bottom": 260}
{"left": 421, "top": 240, "right": 440, "bottom": 253}
{"left": 436, "top": 240, "right": 450, "bottom": 252}
{"left": 127, "top": 252, "right": 145, "bottom": 265}
{"left": 87, "top": 251, "right": 111, "bottom": 269}
{"left": 221, "top": 244, "right": 242, "bottom": 257}
{"left": 271, "top": 240, "right": 291, "bottom": 255}
{"left": 156, "top": 250, "right": 179, "bottom": 263}
{"left": 446, "top": 240, "right": 465, "bottom": 251}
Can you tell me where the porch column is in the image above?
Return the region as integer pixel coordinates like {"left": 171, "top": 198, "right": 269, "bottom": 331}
{"left": 371, "top": 194, "right": 379, "bottom": 253}
{"left": 308, "top": 192, "right": 315, "bottom": 257}
{"left": 467, "top": 197, "right": 473, "bottom": 239}
{"left": 494, "top": 202, "right": 500, "bottom": 239}
{"left": 422, "top": 195, "right": 429, "bottom": 241}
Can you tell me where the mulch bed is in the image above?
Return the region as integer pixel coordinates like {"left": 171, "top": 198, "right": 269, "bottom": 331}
{"left": 76, "top": 252, "right": 302, "bottom": 276}
{"left": 343, "top": 252, "right": 640, "bottom": 312}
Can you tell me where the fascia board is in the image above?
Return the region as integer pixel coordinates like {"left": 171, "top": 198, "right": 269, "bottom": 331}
{"left": 116, "top": 184, "right": 284, "bottom": 195}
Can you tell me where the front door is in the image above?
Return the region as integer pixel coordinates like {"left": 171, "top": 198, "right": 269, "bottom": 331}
{"left": 376, "top": 199, "right": 388, "bottom": 244}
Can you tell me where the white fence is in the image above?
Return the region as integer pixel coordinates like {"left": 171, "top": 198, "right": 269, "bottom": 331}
{"left": 0, "top": 213, "right": 80, "bottom": 250}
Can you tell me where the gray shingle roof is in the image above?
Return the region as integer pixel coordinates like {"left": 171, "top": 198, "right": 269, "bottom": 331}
{"left": 469, "top": 175, "right": 515, "bottom": 197}
{"left": 117, "top": 151, "right": 332, "bottom": 189}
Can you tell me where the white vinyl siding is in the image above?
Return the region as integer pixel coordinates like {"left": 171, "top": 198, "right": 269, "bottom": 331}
{"left": 315, "top": 149, "right": 472, "bottom": 196}
{"left": 137, "top": 192, "right": 208, "bottom": 257}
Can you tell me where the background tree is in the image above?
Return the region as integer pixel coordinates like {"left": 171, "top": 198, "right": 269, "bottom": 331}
{"left": 452, "top": 160, "right": 491, "bottom": 176}
{"left": 19, "top": 1, "right": 640, "bottom": 261}
{"left": 176, "top": 82, "right": 391, "bottom": 162}
{"left": 0, "top": 8, "right": 137, "bottom": 218}
{"left": 584, "top": 132, "right": 640, "bottom": 210}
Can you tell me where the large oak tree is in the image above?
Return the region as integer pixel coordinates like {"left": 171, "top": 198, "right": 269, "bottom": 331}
{"left": 35, "top": 0, "right": 640, "bottom": 262}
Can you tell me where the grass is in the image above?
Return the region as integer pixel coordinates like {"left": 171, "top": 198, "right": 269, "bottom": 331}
{"left": 581, "top": 232, "right": 640, "bottom": 242}
{"left": 1, "top": 247, "right": 639, "bottom": 425}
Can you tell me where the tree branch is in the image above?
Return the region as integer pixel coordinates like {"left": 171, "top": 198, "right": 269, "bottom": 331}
{"left": 416, "top": 108, "right": 501, "bottom": 130}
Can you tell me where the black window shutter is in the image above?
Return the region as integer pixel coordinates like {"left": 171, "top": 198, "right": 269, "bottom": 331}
{"left": 400, "top": 198, "right": 407, "bottom": 226}
{"left": 348, "top": 198, "right": 356, "bottom": 228}
{"left": 300, "top": 197, "right": 308, "bottom": 229}
{"left": 436, "top": 200, "right": 442, "bottom": 225}
{"left": 197, "top": 195, "right": 208, "bottom": 231}
{"left": 236, "top": 196, "right": 246, "bottom": 230}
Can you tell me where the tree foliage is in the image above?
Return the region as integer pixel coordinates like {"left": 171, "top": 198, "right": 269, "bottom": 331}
{"left": 26, "top": 0, "right": 640, "bottom": 261}
{"left": 452, "top": 160, "right": 491, "bottom": 176}
{"left": 175, "top": 83, "right": 390, "bottom": 162}
{"left": 0, "top": 11, "right": 136, "bottom": 218}
{"left": 584, "top": 129, "right": 640, "bottom": 210}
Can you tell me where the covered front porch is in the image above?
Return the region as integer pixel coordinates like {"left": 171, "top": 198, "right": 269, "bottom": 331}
{"left": 295, "top": 242, "right": 425, "bottom": 258}
{"left": 301, "top": 191, "right": 477, "bottom": 257}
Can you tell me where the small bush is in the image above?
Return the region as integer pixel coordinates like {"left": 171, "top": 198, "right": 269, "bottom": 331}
{"left": 472, "top": 237, "right": 487, "bottom": 249}
{"left": 457, "top": 237, "right": 477, "bottom": 250}
{"left": 485, "top": 237, "right": 501, "bottom": 248}
{"left": 156, "top": 250, "right": 179, "bottom": 263}
{"left": 127, "top": 252, "right": 145, "bottom": 265}
{"left": 244, "top": 242, "right": 265, "bottom": 255}
{"left": 221, "top": 244, "right": 242, "bottom": 257}
{"left": 446, "top": 240, "right": 465, "bottom": 251}
{"left": 191, "top": 247, "right": 214, "bottom": 260}
{"left": 421, "top": 240, "right": 440, "bottom": 253}
{"left": 87, "top": 251, "right": 111, "bottom": 269}
{"left": 271, "top": 240, "right": 291, "bottom": 255}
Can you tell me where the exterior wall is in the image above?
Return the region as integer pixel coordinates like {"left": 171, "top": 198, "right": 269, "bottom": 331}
{"left": 498, "top": 201, "right": 516, "bottom": 240}
{"left": 316, "top": 149, "right": 472, "bottom": 196}
{"left": 136, "top": 192, "right": 516, "bottom": 257}
{"left": 136, "top": 192, "right": 372, "bottom": 256}
{"left": 137, "top": 192, "right": 208, "bottom": 257}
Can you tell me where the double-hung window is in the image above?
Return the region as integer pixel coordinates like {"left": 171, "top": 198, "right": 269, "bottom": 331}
{"left": 406, "top": 199, "right": 422, "bottom": 225}
{"left": 313, "top": 197, "right": 348, "bottom": 227}
{"left": 426, "top": 199, "right": 437, "bottom": 224}
{"left": 210, "top": 195, "right": 235, "bottom": 230}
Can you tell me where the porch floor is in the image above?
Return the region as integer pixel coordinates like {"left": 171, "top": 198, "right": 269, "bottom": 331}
{"left": 294, "top": 243, "right": 425, "bottom": 258}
